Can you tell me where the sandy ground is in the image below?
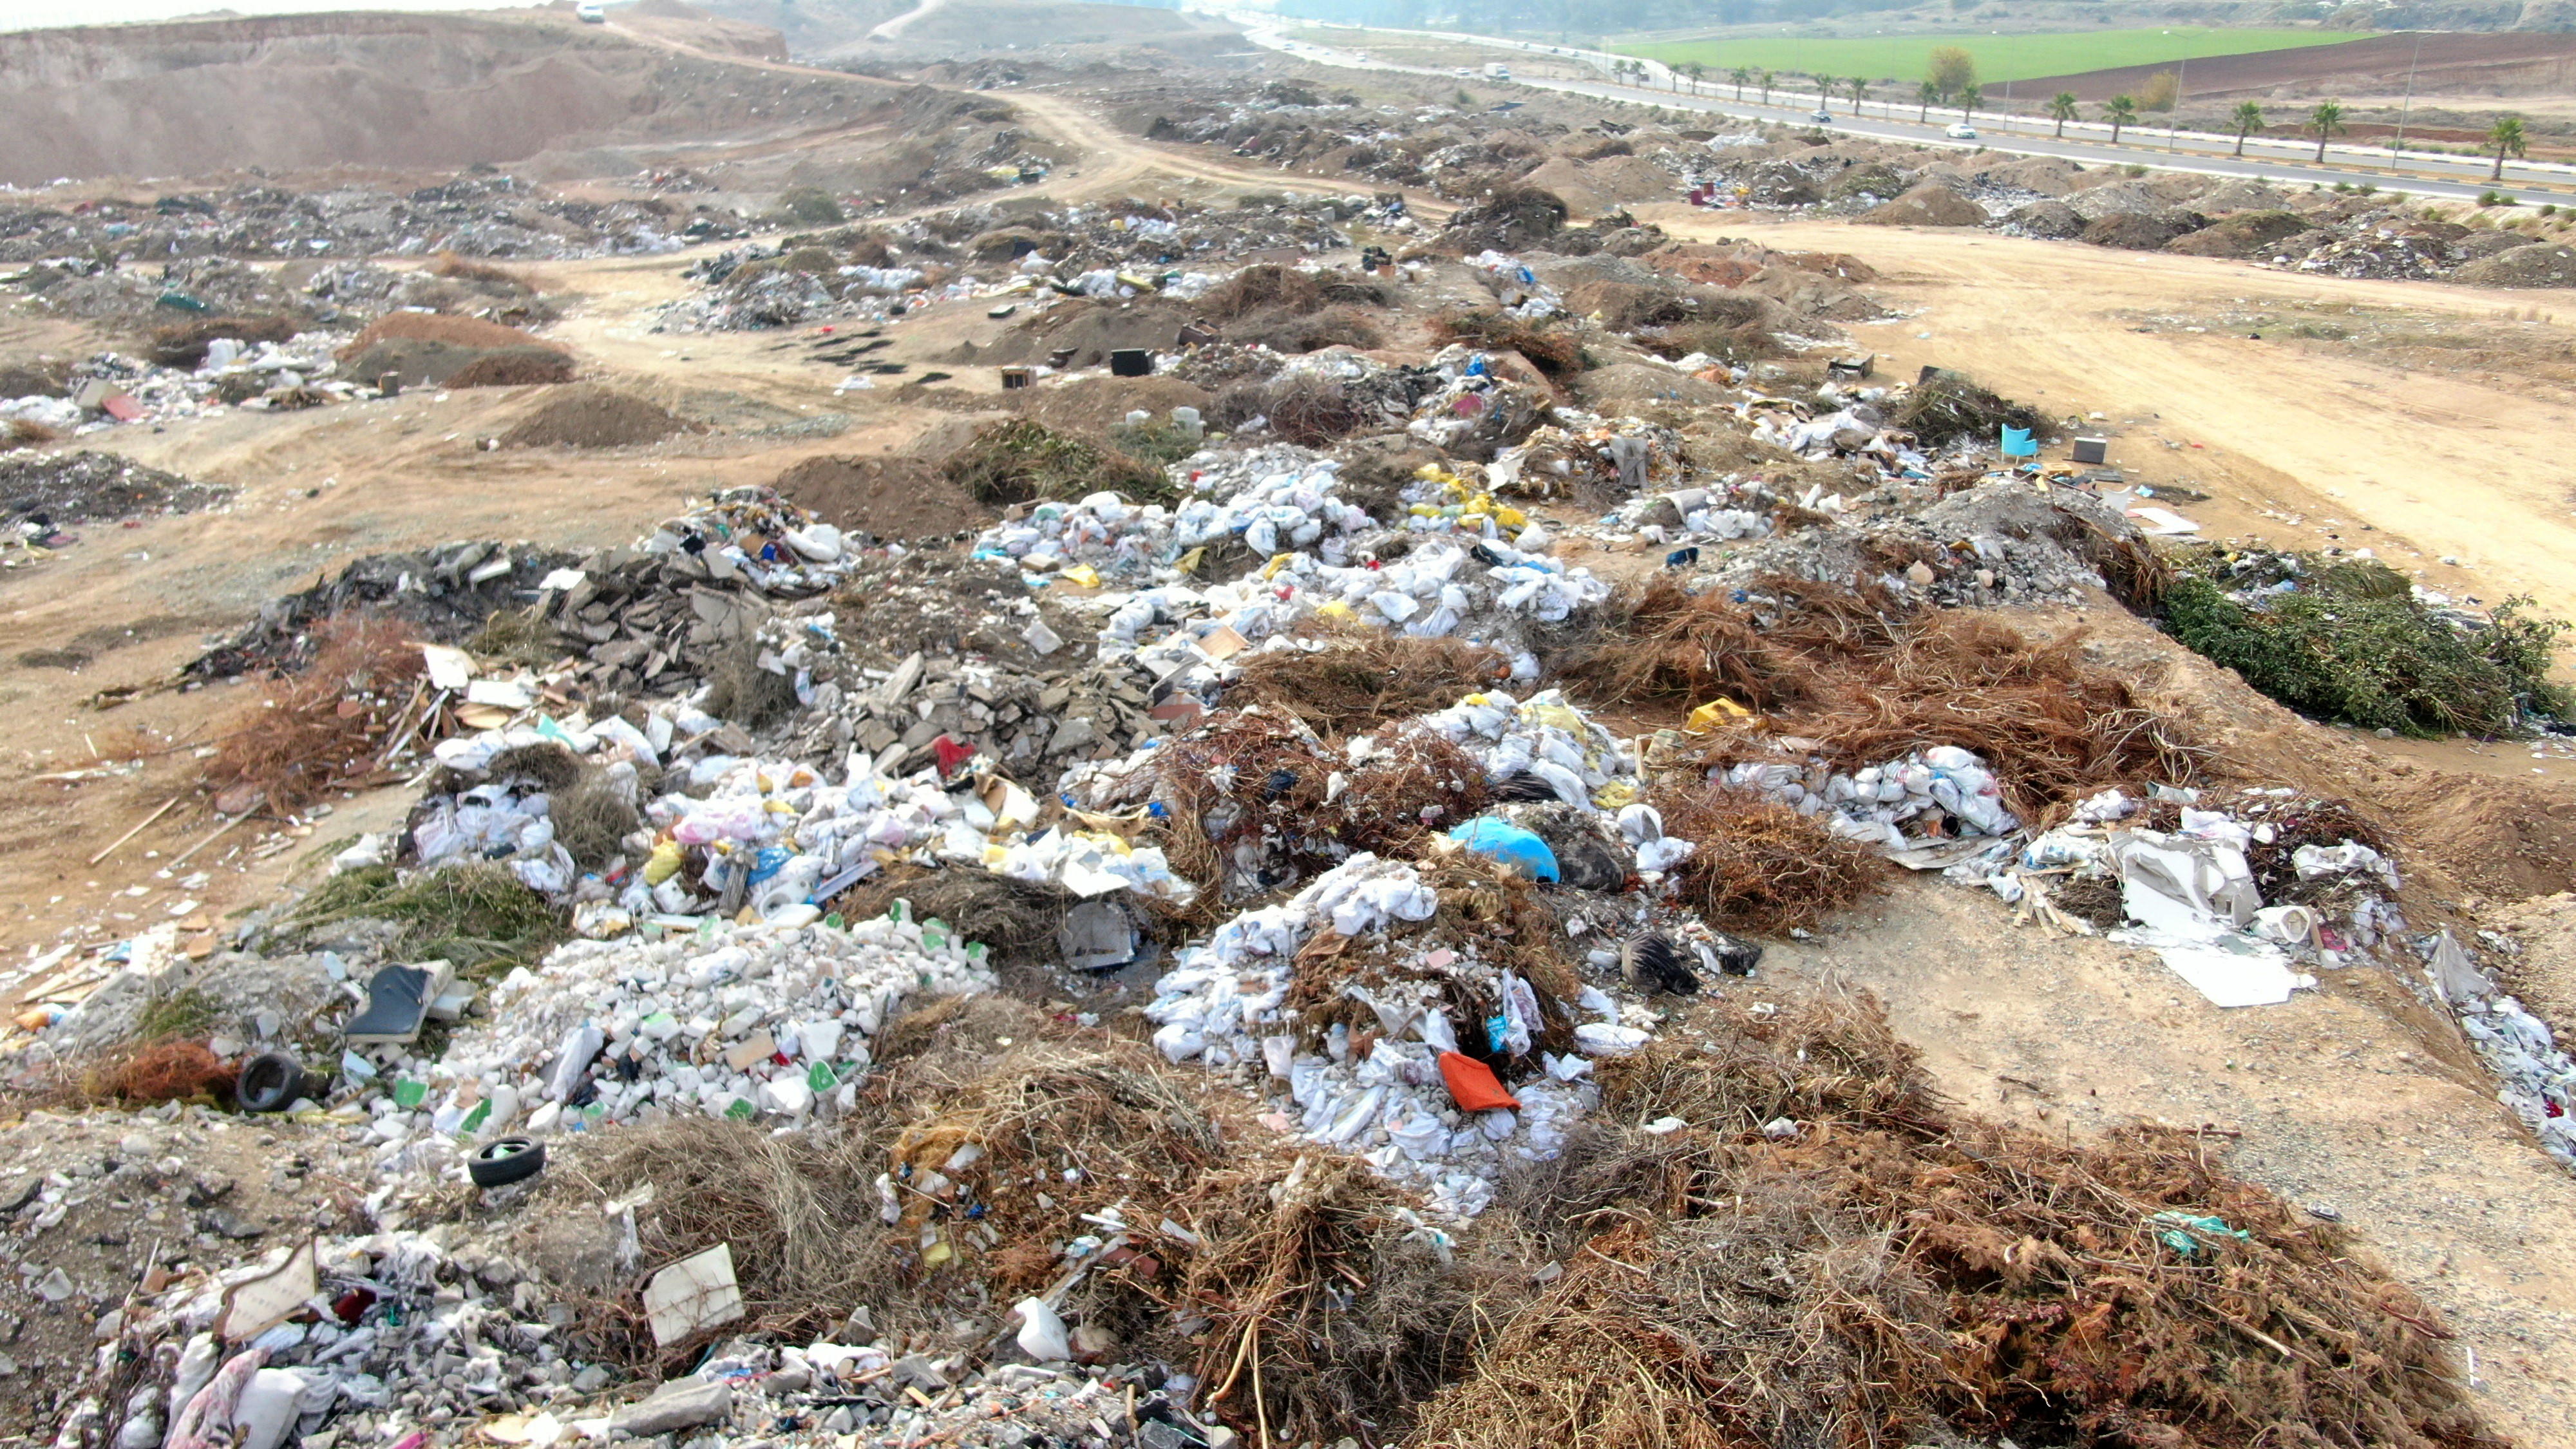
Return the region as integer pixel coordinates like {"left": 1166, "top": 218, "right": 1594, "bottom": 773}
{"left": 1646, "top": 209, "right": 2576, "bottom": 632}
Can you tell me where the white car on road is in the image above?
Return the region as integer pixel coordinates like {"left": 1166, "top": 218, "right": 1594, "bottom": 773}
{"left": 1808, "top": 108, "right": 1835, "bottom": 124}
{"left": 1945, "top": 122, "right": 1979, "bottom": 139}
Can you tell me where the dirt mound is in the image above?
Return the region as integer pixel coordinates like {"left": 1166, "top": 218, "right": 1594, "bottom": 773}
{"left": 1570, "top": 362, "right": 1727, "bottom": 409}
{"left": 2165, "top": 210, "right": 2313, "bottom": 259}
{"left": 1440, "top": 183, "right": 1569, "bottom": 252}
{"left": 770, "top": 453, "right": 988, "bottom": 541}
{"left": 2486, "top": 891, "right": 2576, "bottom": 1050}
{"left": 498, "top": 385, "right": 687, "bottom": 448}
{"left": 2005, "top": 199, "right": 2087, "bottom": 239}
{"left": 2082, "top": 211, "right": 2205, "bottom": 251}
{"left": 0, "top": 359, "right": 70, "bottom": 398}
{"left": 1016, "top": 374, "right": 1213, "bottom": 433}
{"left": 1857, "top": 185, "right": 1984, "bottom": 228}
{"left": 339, "top": 312, "right": 565, "bottom": 359}
{"left": 145, "top": 314, "right": 300, "bottom": 369}
{"left": 1975, "top": 155, "right": 2085, "bottom": 195}
{"left": 2382, "top": 770, "right": 2576, "bottom": 902}
{"left": 0, "top": 450, "right": 231, "bottom": 523}
{"left": 0, "top": 448, "right": 232, "bottom": 528}
{"left": 2456, "top": 242, "right": 2576, "bottom": 288}
{"left": 961, "top": 296, "right": 1196, "bottom": 369}
{"left": 2195, "top": 177, "right": 2295, "bottom": 214}
{"left": 0, "top": 10, "right": 895, "bottom": 184}
{"left": 339, "top": 333, "right": 573, "bottom": 388}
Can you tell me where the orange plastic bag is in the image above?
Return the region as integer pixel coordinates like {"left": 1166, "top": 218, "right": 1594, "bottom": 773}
{"left": 1438, "top": 1051, "right": 1521, "bottom": 1112}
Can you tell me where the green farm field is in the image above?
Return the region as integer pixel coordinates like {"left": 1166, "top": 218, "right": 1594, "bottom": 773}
{"left": 1618, "top": 28, "right": 2364, "bottom": 84}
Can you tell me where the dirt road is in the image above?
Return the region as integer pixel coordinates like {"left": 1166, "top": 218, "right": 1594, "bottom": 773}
{"left": 1654, "top": 209, "right": 2576, "bottom": 625}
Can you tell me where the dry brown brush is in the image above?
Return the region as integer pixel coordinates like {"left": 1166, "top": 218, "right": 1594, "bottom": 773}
{"left": 1555, "top": 577, "right": 2208, "bottom": 822}
{"left": 202, "top": 616, "right": 424, "bottom": 812}
{"left": 1231, "top": 624, "right": 1509, "bottom": 735}
{"left": 1648, "top": 781, "right": 1889, "bottom": 935}
{"left": 1416, "top": 993, "right": 2491, "bottom": 1449}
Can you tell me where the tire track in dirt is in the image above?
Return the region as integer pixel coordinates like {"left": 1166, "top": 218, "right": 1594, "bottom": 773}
{"left": 1659, "top": 209, "right": 2576, "bottom": 625}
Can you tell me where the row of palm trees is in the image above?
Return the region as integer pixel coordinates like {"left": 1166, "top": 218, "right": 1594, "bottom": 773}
{"left": 1616, "top": 59, "right": 2537, "bottom": 182}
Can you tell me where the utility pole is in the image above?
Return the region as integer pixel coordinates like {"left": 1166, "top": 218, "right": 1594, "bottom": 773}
{"left": 2394, "top": 31, "right": 2424, "bottom": 155}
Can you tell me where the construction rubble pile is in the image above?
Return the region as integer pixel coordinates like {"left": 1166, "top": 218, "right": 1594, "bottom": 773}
{"left": 0, "top": 157, "right": 2548, "bottom": 1449}
{"left": 0, "top": 175, "right": 721, "bottom": 270}
{"left": 655, "top": 196, "right": 1368, "bottom": 334}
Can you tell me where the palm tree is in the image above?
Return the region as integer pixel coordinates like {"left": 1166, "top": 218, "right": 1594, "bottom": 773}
{"left": 2490, "top": 114, "right": 2528, "bottom": 181}
{"left": 2308, "top": 99, "right": 2345, "bottom": 163}
{"left": 2047, "top": 91, "right": 2079, "bottom": 138}
{"left": 1729, "top": 66, "right": 1750, "bottom": 101}
{"left": 1917, "top": 79, "right": 1938, "bottom": 124}
{"left": 1958, "top": 81, "right": 1981, "bottom": 125}
{"left": 2103, "top": 94, "right": 2139, "bottom": 145}
{"left": 1758, "top": 70, "right": 1775, "bottom": 106}
{"left": 1681, "top": 62, "right": 1705, "bottom": 96}
{"left": 2230, "top": 100, "right": 2264, "bottom": 157}
{"left": 1844, "top": 76, "right": 1867, "bottom": 115}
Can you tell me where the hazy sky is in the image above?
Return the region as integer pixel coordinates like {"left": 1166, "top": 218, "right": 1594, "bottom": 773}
{"left": 0, "top": 0, "right": 536, "bottom": 32}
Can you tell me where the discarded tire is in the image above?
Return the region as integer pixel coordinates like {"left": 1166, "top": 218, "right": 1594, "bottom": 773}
{"left": 468, "top": 1137, "right": 545, "bottom": 1189}
{"left": 236, "top": 1051, "right": 312, "bottom": 1113}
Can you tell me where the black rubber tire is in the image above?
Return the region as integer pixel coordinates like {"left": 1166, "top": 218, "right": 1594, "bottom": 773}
{"left": 236, "top": 1052, "right": 308, "bottom": 1113}
{"left": 468, "top": 1137, "right": 545, "bottom": 1189}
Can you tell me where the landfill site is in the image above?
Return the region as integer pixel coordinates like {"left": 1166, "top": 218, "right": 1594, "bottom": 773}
{"left": 10, "top": 3, "right": 2576, "bottom": 1448}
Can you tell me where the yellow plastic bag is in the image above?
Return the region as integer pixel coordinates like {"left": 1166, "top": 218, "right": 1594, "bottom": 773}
{"left": 1685, "top": 697, "right": 1756, "bottom": 734}
{"left": 643, "top": 839, "right": 685, "bottom": 886}
{"left": 1061, "top": 563, "right": 1103, "bottom": 589}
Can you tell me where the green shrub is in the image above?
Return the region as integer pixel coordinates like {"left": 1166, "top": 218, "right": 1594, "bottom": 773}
{"left": 2161, "top": 569, "right": 2570, "bottom": 737}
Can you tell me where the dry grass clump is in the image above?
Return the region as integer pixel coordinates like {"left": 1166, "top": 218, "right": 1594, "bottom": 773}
{"left": 551, "top": 766, "right": 643, "bottom": 872}
{"left": 337, "top": 312, "right": 565, "bottom": 359}
{"left": 97, "top": 1041, "right": 235, "bottom": 1104}
{"left": 1427, "top": 310, "right": 1582, "bottom": 377}
{"left": 1196, "top": 265, "right": 1388, "bottom": 354}
{"left": 1209, "top": 372, "right": 1368, "bottom": 446}
{"left": 1893, "top": 369, "right": 2049, "bottom": 445}
{"left": 1551, "top": 575, "right": 1826, "bottom": 710}
{"left": 3, "top": 419, "right": 55, "bottom": 450}
{"left": 1417, "top": 993, "right": 2491, "bottom": 1449}
{"left": 1772, "top": 610, "right": 2208, "bottom": 821}
{"left": 146, "top": 314, "right": 299, "bottom": 368}
{"left": 565, "top": 1112, "right": 902, "bottom": 1358}
{"left": 701, "top": 635, "right": 800, "bottom": 728}
{"left": 1649, "top": 781, "right": 1888, "bottom": 935}
{"left": 941, "top": 419, "right": 1174, "bottom": 507}
{"left": 202, "top": 616, "right": 422, "bottom": 812}
{"left": 1556, "top": 578, "right": 2208, "bottom": 824}
{"left": 1233, "top": 305, "right": 1383, "bottom": 355}
{"left": 1231, "top": 624, "right": 1508, "bottom": 734}
{"left": 444, "top": 348, "right": 576, "bottom": 388}
{"left": 838, "top": 864, "right": 1086, "bottom": 970}
{"left": 430, "top": 251, "right": 529, "bottom": 287}
{"left": 1138, "top": 709, "right": 1491, "bottom": 902}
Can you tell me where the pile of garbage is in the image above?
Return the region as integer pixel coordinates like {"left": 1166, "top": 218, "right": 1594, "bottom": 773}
{"left": 406, "top": 912, "right": 992, "bottom": 1139}
{"left": 1701, "top": 479, "right": 2143, "bottom": 607}
{"left": 1721, "top": 743, "right": 2019, "bottom": 859}
{"left": 0, "top": 175, "right": 708, "bottom": 270}
{"left": 654, "top": 245, "right": 981, "bottom": 334}
{"left": 1142, "top": 852, "right": 1609, "bottom": 1218}
{"left": 0, "top": 450, "right": 232, "bottom": 539}
{"left": 1984, "top": 788, "right": 2407, "bottom": 1007}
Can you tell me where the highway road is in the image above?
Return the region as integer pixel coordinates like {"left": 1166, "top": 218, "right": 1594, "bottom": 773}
{"left": 1231, "top": 19, "right": 2575, "bottom": 205}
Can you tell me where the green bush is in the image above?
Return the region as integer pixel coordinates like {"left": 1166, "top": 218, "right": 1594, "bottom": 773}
{"left": 2161, "top": 569, "right": 2570, "bottom": 737}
